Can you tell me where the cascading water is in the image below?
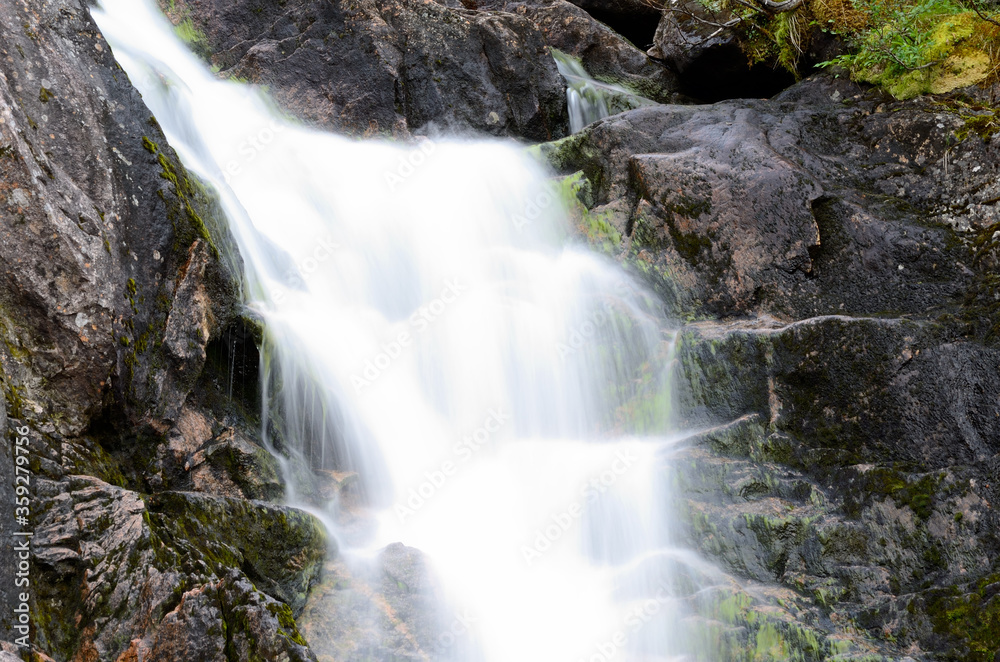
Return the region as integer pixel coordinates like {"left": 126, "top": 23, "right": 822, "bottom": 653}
{"left": 94, "top": 2, "right": 721, "bottom": 660}
{"left": 552, "top": 50, "right": 657, "bottom": 133}
{"left": 553, "top": 50, "right": 611, "bottom": 133}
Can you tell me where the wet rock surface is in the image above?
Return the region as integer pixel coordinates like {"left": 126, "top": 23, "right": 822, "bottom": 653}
{"left": 537, "top": 75, "right": 999, "bottom": 325}
{"left": 674, "top": 315, "right": 999, "bottom": 658}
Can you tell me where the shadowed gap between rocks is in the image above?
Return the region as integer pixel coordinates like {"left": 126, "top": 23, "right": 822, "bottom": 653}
{"left": 203, "top": 317, "right": 262, "bottom": 421}
{"left": 672, "top": 43, "right": 798, "bottom": 102}
{"left": 807, "top": 194, "right": 838, "bottom": 276}
{"left": 647, "top": 0, "right": 802, "bottom": 103}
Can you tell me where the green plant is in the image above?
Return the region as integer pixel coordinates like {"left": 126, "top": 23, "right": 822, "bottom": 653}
{"left": 691, "top": 0, "right": 999, "bottom": 97}
{"left": 817, "top": 0, "right": 1000, "bottom": 97}
{"left": 829, "top": 0, "right": 966, "bottom": 68}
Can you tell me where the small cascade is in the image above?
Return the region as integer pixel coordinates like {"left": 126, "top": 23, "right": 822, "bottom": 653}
{"left": 552, "top": 49, "right": 657, "bottom": 133}
{"left": 553, "top": 50, "right": 611, "bottom": 133}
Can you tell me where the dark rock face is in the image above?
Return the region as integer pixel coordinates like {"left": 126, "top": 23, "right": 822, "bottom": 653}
{"left": 0, "top": 0, "right": 241, "bottom": 437}
{"left": 674, "top": 317, "right": 1000, "bottom": 660}
{"left": 538, "top": 74, "right": 1000, "bottom": 659}
{"left": 164, "top": 0, "right": 569, "bottom": 140}
{"left": 627, "top": 116, "right": 823, "bottom": 311}
{"left": 537, "top": 75, "right": 998, "bottom": 323}
{"left": 678, "top": 316, "right": 1000, "bottom": 478}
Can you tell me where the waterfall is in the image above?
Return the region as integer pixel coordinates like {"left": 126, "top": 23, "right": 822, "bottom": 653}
{"left": 553, "top": 50, "right": 611, "bottom": 133}
{"left": 93, "top": 2, "right": 716, "bottom": 660}
{"left": 552, "top": 49, "right": 658, "bottom": 133}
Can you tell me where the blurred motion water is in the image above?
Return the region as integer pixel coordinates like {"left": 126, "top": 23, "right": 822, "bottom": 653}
{"left": 94, "top": 2, "right": 716, "bottom": 659}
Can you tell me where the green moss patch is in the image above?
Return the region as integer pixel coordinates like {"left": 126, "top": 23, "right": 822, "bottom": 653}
{"left": 699, "top": 0, "right": 1000, "bottom": 99}
{"left": 554, "top": 171, "right": 623, "bottom": 255}
{"left": 926, "top": 574, "right": 1000, "bottom": 661}
{"left": 841, "top": 467, "right": 943, "bottom": 520}
{"left": 816, "top": 0, "right": 1000, "bottom": 99}
{"left": 147, "top": 491, "right": 328, "bottom": 613}
{"left": 160, "top": 0, "right": 213, "bottom": 62}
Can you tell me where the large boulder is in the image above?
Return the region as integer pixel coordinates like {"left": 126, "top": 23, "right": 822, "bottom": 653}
{"left": 161, "top": 0, "right": 569, "bottom": 140}
{"left": 534, "top": 74, "right": 998, "bottom": 324}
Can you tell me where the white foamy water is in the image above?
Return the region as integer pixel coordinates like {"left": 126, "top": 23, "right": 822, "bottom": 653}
{"left": 93, "top": 2, "right": 717, "bottom": 660}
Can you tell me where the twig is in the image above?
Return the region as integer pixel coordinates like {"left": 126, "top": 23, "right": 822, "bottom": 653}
{"left": 663, "top": 5, "right": 743, "bottom": 31}
{"left": 876, "top": 43, "right": 940, "bottom": 71}
{"left": 966, "top": 1, "right": 1000, "bottom": 27}
{"left": 656, "top": 0, "right": 810, "bottom": 56}
{"left": 662, "top": 6, "right": 744, "bottom": 45}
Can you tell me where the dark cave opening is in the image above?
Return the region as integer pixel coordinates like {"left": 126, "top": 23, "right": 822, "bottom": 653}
{"left": 675, "top": 43, "right": 799, "bottom": 103}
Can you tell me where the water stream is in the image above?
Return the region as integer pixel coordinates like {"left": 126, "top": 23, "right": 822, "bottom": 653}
{"left": 93, "top": 2, "right": 718, "bottom": 660}
{"left": 551, "top": 50, "right": 657, "bottom": 134}
{"left": 553, "top": 50, "right": 612, "bottom": 133}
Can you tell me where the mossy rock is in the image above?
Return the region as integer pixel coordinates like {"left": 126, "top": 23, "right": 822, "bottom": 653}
{"left": 219, "top": 570, "right": 316, "bottom": 662}
{"left": 147, "top": 491, "right": 329, "bottom": 613}
{"left": 683, "top": 581, "right": 872, "bottom": 661}
{"left": 818, "top": 0, "right": 1000, "bottom": 100}
{"left": 674, "top": 326, "right": 773, "bottom": 429}
{"left": 528, "top": 132, "right": 601, "bottom": 178}
{"left": 924, "top": 574, "right": 1000, "bottom": 662}
{"left": 200, "top": 433, "right": 284, "bottom": 500}
{"left": 555, "top": 171, "right": 623, "bottom": 255}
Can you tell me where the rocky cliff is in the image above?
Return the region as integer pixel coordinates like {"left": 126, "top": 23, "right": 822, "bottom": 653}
{"left": 0, "top": 1, "right": 330, "bottom": 659}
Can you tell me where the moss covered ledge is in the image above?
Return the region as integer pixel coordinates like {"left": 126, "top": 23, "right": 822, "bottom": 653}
{"left": 146, "top": 491, "right": 330, "bottom": 614}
